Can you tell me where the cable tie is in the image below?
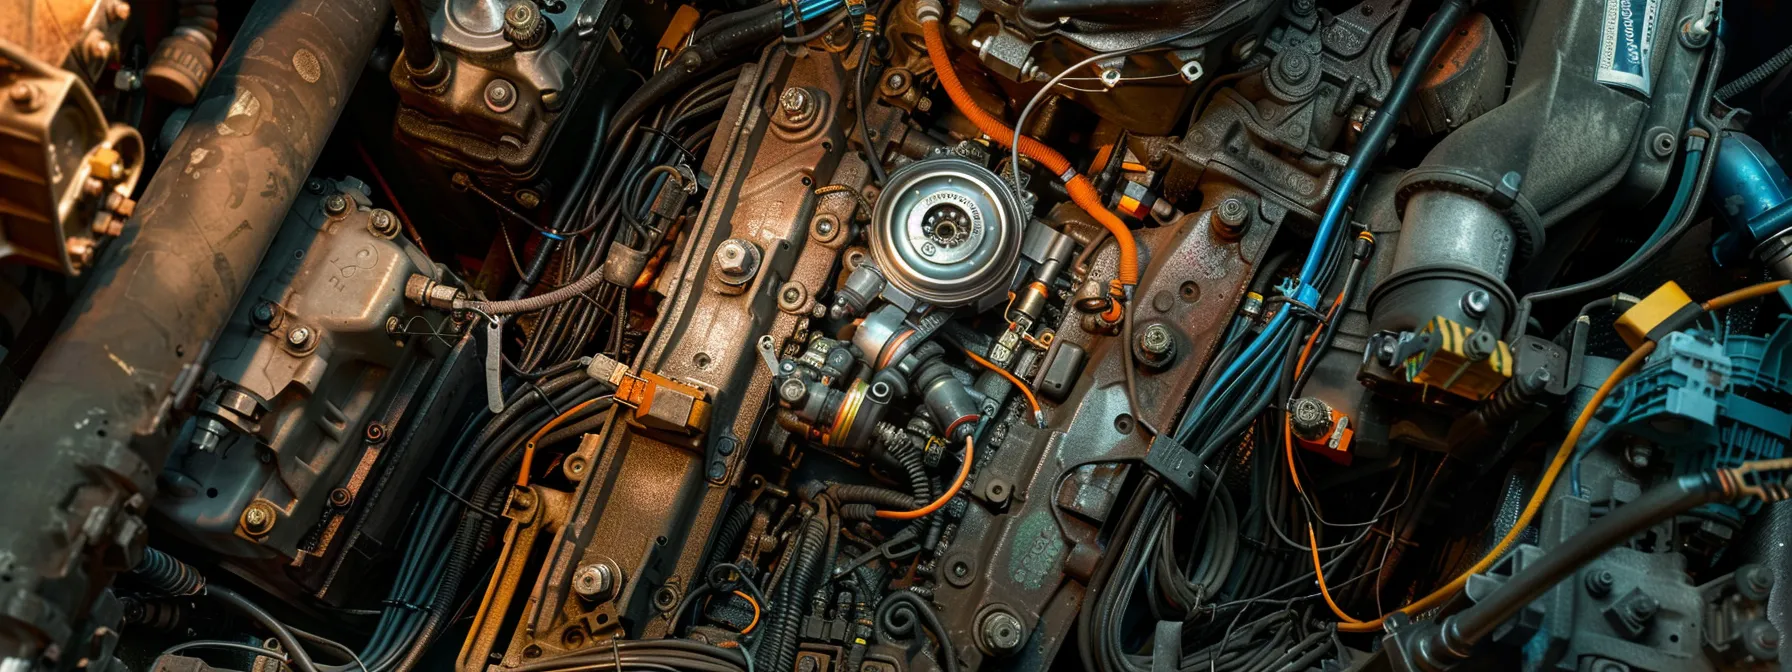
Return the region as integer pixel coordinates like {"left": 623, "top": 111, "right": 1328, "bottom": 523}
{"left": 427, "top": 478, "right": 505, "bottom": 521}
{"left": 522, "top": 382, "right": 564, "bottom": 417}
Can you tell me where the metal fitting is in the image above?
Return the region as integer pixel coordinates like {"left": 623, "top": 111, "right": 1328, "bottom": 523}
{"left": 712, "top": 238, "right": 762, "bottom": 287}
{"left": 777, "top": 87, "right": 818, "bottom": 128}
{"left": 1135, "top": 323, "right": 1177, "bottom": 369}
{"left": 369, "top": 209, "right": 400, "bottom": 238}
{"left": 405, "top": 275, "right": 464, "bottom": 311}
{"left": 240, "top": 501, "right": 277, "bottom": 536}
{"left": 979, "top": 610, "right": 1025, "bottom": 657}
{"left": 1212, "top": 198, "right": 1249, "bottom": 239}
{"left": 572, "top": 563, "right": 616, "bottom": 599}
{"left": 485, "top": 79, "right": 518, "bottom": 113}
{"left": 323, "top": 193, "right": 351, "bottom": 217}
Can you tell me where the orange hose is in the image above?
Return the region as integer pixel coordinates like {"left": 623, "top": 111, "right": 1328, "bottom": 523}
{"left": 517, "top": 397, "right": 607, "bottom": 487}
{"left": 733, "top": 590, "right": 761, "bottom": 634}
{"left": 876, "top": 436, "right": 973, "bottom": 520}
{"left": 919, "top": 18, "right": 1139, "bottom": 289}
{"left": 1309, "top": 524, "right": 1363, "bottom": 624}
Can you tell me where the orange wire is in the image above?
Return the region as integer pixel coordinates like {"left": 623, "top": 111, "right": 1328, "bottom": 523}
{"left": 877, "top": 436, "right": 973, "bottom": 520}
{"left": 733, "top": 590, "right": 761, "bottom": 634}
{"left": 920, "top": 18, "right": 1139, "bottom": 289}
{"left": 960, "top": 347, "right": 1045, "bottom": 427}
{"left": 1309, "top": 524, "right": 1363, "bottom": 623}
{"left": 516, "top": 397, "right": 607, "bottom": 487}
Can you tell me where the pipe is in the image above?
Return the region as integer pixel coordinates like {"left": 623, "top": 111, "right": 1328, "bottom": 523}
{"left": 0, "top": 0, "right": 388, "bottom": 660}
{"left": 392, "top": 0, "right": 446, "bottom": 85}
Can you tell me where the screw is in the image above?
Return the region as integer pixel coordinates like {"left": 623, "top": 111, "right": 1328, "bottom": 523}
{"left": 981, "top": 611, "right": 1025, "bottom": 656}
{"left": 573, "top": 564, "right": 614, "bottom": 598}
{"left": 385, "top": 315, "right": 403, "bottom": 335}
{"left": 323, "top": 194, "right": 350, "bottom": 216}
{"left": 1585, "top": 569, "right": 1614, "bottom": 597}
{"left": 1136, "top": 324, "right": 1177, "bottom": 368}
{"left": 814, "top": 215, "right": 838, "bottom": 240}
{"left": 885, "top": 72, "right": 908, "bottom": 91}
{"left": 328, "top": 488, "right": 352, "bottom": 507}
{"left": 779, "top": 378, "right": 809, "bottom": 404}
{"left": 307, "top": 180, "right": 327, "bottom": 194}
{"left": 1461, "top": 289, "right": 1492, "bottom": 318}
{"left": 515, "top": 190, "right": 542, "bottom": 209}
{"left": 370, "top": 210, "right": 399, "bottom": 236}
{"left": 252, "top": 302, "right": 277, "bottom": 325}
{"left": 365, "top": 422, "right": 387, "bottom": 443}
{"left": 241, "top": 501, "right": 276, "bottom": 536}
{"left": 779, "top": 87, "right": 815, "bottom": 125}
{"left": 287, "top": 326, "right": 314, "bottom": 348}
{"left": 485, "top": 79, "right": 518, "bottom": 112}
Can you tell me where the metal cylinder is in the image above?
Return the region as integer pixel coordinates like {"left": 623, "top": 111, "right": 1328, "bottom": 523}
{"left": 869, "top": 156, "right": 1024, "bottom": 308}
{"left": 0, "top": 0, "right": 388, "bottom": 659}
{"left": 392, "top": 0, "right": 445, "bottom": 83}
{"left": 1372, "top": 189, "right": 1518, "bottom": 335}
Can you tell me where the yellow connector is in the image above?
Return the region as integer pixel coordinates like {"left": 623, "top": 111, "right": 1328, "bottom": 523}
{"left": 1615, "top": 282, "right": 1697, "bottom": 350}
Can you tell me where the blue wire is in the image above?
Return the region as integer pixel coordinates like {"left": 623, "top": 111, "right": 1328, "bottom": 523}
{"left": 1633, "top": 148, "right": 1703, "bottom": 255}
{"left": 1570, "top": 394, "right": 1635, "bottom": 499}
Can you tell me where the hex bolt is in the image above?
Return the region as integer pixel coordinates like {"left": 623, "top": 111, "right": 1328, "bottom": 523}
{"left": 1461, "top": 289, "right": 1492, "bottom": 318}
{"left": 885, "top": 71, "right": 908, "bottom": 91}
{"left": 485, "top": 79, "right": 518, "bottom": 113}
{"left": 1277, "top": 51, "right": 1311, "bottom": 82}
{"left": 572, "top": 563, "right": 614, "bottom": 599}
{"left": 1136, "top": 323, "right": 1177, "bottom": 369}
{"left": 287, "top": 326, "right": 314, "bottom": 349}
{"left": 1585, "top": 569, "right": 1614, "bottom": 597}
{"left": 713, "top": 238, "right": 761, "bottom": 285}
{"left": 1213, "top": 198, "right": 1249, "bottom": 238}
{"left": 369, "top": 210, "right": 399, "bottom": 237}
{"left": 323, "top": 194, "right": 350, "bottom": 217}
{"left": 779, "top": 87, "right": 816, "bottom": 126}
{"left": 241, "top": 501, "right": 277, "bottom": 536}
{"left": 980, "top": 610, "right": 1025, "bottom": 656}
{"left": 251, "top": 302, "right": 277, "bottom": 326}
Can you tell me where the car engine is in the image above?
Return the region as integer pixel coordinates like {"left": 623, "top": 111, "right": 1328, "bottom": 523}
{"left": 3, "top": 0, "right": 1792, "bottom": 670}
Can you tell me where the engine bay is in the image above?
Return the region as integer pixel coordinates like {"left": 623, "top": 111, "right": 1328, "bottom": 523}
{"left": 3, "top": 0, "right": 1792, "bottom": 670}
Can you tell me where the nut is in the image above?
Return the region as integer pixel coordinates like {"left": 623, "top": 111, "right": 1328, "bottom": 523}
{"left": 1136, "top": 323, "right": 1177, "bottom": 369}
{"left": 1212, "top": 198, "right": 1250, "bottom": 239}
{"left": 251, "top": 302, "right": 278, "bottom": 325}
{"left": 778, "top": 87, "right": 816, "bottom": 126}
{"left": 573, "top": 563, "right": 615, "bottom": 599}
{"left": 712, "top": 238, "right": 761, "bottom": 286}
{"left": 241, "top": 501, "right": 277, "bottom": 536}
{"left": 980, "top": 610, "right": 1024, "bottom": 656}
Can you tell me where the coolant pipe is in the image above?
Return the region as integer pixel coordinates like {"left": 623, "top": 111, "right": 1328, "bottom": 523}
{"left": 1708, "top": 131, "right": 1792, "bottom": 278}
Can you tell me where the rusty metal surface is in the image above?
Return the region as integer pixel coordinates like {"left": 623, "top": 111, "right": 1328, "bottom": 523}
{"left": 934, "top": 197, "right": 1278, "bottom": 670}
{"left": 478, "top": 44, "right": 869, "bottom": 669}
{"left": 0, "top": 0, "right": 389, "bottom": 661}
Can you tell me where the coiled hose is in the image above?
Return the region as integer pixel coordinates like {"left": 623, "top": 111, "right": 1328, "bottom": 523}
{"left": 131, "top": 548, "right": 205, "bottom": 596}
{"left": 874, "top": 591, "right": 960, "bottom": 672}
{"left": 763, "top": 514, "right": 829, "bottom": 672}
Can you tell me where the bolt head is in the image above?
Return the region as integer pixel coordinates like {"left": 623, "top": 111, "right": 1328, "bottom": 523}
{"left": 573, "top": 563, "right": 614, "bottom": 597}
{"left": 287, "top": 326, "right": 314, "bottom": 347}
{"left": 981, "top": 611, "right": 1025, "bottom": 655}
{"left": 370, "top": 210, "right": 398, "bottom": 236}
{"left": 485, "top": 79, "right": 518, "bottom": 112}
{"left": 9, "top": 83, "right": 39, "bottom": 111}
{"left": 241, "top": 501, "right": 276, "bottom": 535}
{"left": 1140, "top": 324, "right": 1173, "bottom": 354}
{"left": 323, "top": 194, "right": 350, "bottom": 216}
{"left": 252, "top": 302, "right": 277, "bottom": 324}
{"left": 1218, "top": 198, "right": 1248, "bottom": 225}
{"left": 1461, "top": 289, "right": 1492, "bottom": 318}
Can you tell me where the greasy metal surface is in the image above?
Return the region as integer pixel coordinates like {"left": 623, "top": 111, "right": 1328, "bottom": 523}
{"left": 934, "top": 199, "right": 1277, "bottom": 670}
{"left": 461, "top": 484, "right": 579, "bottom": 669}
{"left": 0, "top": 0, "right": 388, "bottom": 661}
{"left": 488, "top": 45, "right": 865, "bottom": 668}
{"left": 390, "top": 0, "right": 619, "bottom": 184}
{"left": 1, "top": 0, "right": 108, "bottom": 70}
{"left": 154, "top": 178, "right": 447, "bottom": 570}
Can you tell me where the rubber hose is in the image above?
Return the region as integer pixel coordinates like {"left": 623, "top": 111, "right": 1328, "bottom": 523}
{"left": 1717, "top": 42, "right": 1792, "bottom": 100}
{"left": 841, "top": 503, "right": 880, "bottom": 520}
{"left": 827, "top": 484, "right": 921, "bottom": 509}
{"left": 705, "top": 499, "right": 757, "bottom": 570}
{"left": 917, "top": 14, "right": 1138, "bottom": 289}
{"left": 874, "top": 591, "right": 961, "bottom": 672}
{"left": 765, "top": 516, "right": 828, "bottom": 672}
{"left": 605, "top": 7, "right": 783, "bottom": 147}
{"left": 131, "top": 548, "right": 205, "bottom": 597}
{"left": 207, "top": 585, "right": 321, "bottom": 672}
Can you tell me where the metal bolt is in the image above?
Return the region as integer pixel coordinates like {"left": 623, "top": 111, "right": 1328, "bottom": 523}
{"left": 1626, "top": 594, "right": 1659, "bottom": 621}
{"left": 573, "top": 564, "right": 614, "bottom": 598}
{"left": 813, "top": 214, "right": 838, "bottom": 240}
{"left": 323, "top": 194, "right": 350, "bottom": 216}
{"left": 713, "top": 238, "right": 760, "bottom": 285}
{"left": 1289, "top": 397, "right": 1334, "bottom": 441}
{"left": 365, "top": 422, "right": 387, "bottom": 443}
{"left": 370, "top": 209, "right": 399, "bottom": 237}
{"left": 885, "top": 72, "right": 908, "bottom": 90}
{"left": 1213, "top": 198, "right": 1249, "bottom": 238}
{"left": 1277, "top": 51, "right": 1311, "bottom": 81}
{"left": 1136, "top": 323, "right": 1177, "bottom": 368}
{"left": 778, "top": 378, "right": 809, "bottom": 404}
{"left": 1461, "top": 289, "right": 1492, "bottom": 318}
{"left": 1585, "top": 569, "right": 1614, "bottom": 597}
{"left": 307, "top": 180, "right": 327, "bottom": 195}
{"left": 1627, "top": 444, "right": 1653, "bottom": 469}
{"left": 515, "top": 190, "right": 542, "bottom": 209}
{"left": 241, "top": 501, "right": 276, "bottom": 536}
{"left": 980, "top": 611, "right": 1025, "bottom": 656}
{"left": 779, "top": 87, "right": 815, "bottom": 125}
{"left": 287, "top": 326, "right": 314, "bottom": 348}
{"left": 485, "top": 79, "right": 518, "bottom": 113}
{"left": 385, "top": 315, "right": 403, "bottom": 335}
{"left": 9, "top": 83, "right": 39, "bottom": 111}
{"left": 328, "top": 488, "right": 352, "bottom": 507}
{"left": 251, "top": 302, "right": 277, "bottom": 325}
{"left": 66, "top": 237, "right": 96, "bottom": 267}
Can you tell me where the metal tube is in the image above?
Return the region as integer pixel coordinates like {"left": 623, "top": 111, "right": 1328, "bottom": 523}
{"left": 391, "top": 0, "right": 445, "bottom": 84}
{"left": 0, "top": 0, "right": 388, "bottom": 661}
